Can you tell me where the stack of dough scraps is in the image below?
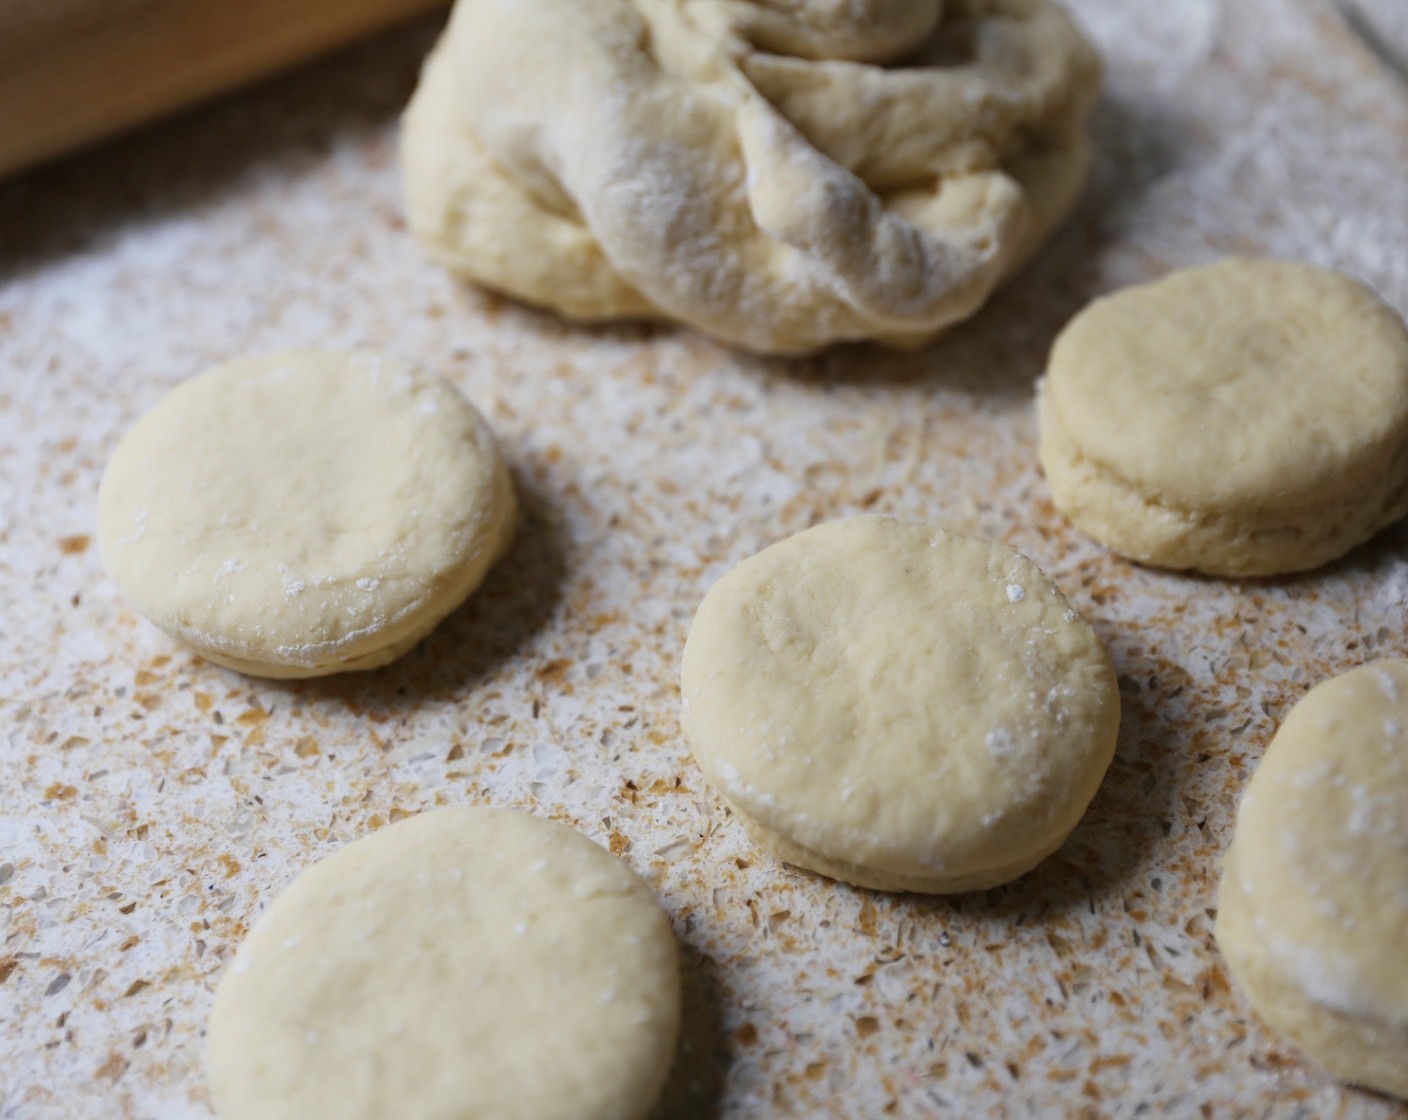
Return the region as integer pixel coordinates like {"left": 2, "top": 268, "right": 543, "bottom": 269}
{"left": 401, "top": 0, "right": 1101, "bottom": 355}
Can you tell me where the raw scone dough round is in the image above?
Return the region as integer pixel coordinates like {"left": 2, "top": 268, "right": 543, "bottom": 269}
{"left": 97, "top": 350, "right": 515, "bottom": 677}
{"left": 1215, "top": 661, "right": 1408, "bottom": 1099}
{"left": 1038, "top": 258, "right": 1408, "bottom": 577}
{"left": 680, "top": 516, "right": 1121, "bottom": 893}
{"left": 401, "top": 0, "right": 1100, "bottom": 355}
{"left": 206, "top": 807, "right": 681, "bottom": 1120}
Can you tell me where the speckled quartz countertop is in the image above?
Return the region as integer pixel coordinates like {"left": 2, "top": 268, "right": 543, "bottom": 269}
{"left": 4, "top": 2, "right": 1408, "bottom": 1117}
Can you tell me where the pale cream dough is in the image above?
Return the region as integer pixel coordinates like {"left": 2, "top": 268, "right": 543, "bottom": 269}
{"left": 401, "top": 0, "right": 1100, "bottom": 355}
{"left": 97, "top": 349, "right": 515, "bottom": 677}
{"left": 206, "top": 807, "right": 681, "bottom": 1120}
{"left": 1039, "top": 258, "right": 1408, "bottom": 577}
{"left": 680, "top": 516, "right": 1120, "bottom": 893}
{"left": 1216, "top": 661, "right": 1408, "bottom": 1100}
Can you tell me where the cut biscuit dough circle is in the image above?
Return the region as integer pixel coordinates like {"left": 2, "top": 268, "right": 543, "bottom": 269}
{"left": 1215, "top": 661, "right": 1408, "bottom": 1100}
{"left": 1038, "top": 258, "right": 1408, "bottom": 576}
{"left": 97, "top": 350, "right": 515, "bottom": 677}
{"left": 680, "top": 516, "right": 1121, "bottom": 893}
{"left": 206, "top": 807, "right": 682, "bottom": 1120}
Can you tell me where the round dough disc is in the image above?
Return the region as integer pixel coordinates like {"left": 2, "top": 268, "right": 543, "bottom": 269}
{"left": 1038, "top": 258, "right": 1408, "bottom": 577}
{"left": 206, "top": 807, "right": 681, "bottom": 1120}
{"left": 680, "top": 516, "right": 1121, "bottom": 893}
{"left": 97, "top": 350, "right": 515, "bottom": 677}
{"left": 1215, "top": 660, "right": 1408, "bottom": 1100}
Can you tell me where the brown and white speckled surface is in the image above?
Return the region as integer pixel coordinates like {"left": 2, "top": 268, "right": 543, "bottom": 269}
{"left": 3, "top": 2, "right": 1408, "bottom": 1117}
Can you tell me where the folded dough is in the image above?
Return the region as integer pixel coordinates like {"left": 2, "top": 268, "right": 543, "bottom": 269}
{"left": 402, "top": 0, "right": 1100, "bottom": 354}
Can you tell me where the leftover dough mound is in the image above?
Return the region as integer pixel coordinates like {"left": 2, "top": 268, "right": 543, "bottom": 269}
{"left": 680, "top": 516, "right": 1120, "bottom": 892}
{"left": 402, "top": 0, "right": 1100, "bottom": 355}
{"left": 97, "top": 350, "right": 515, "bottom": 678}
{"left": 1038, "top": 258, "right": 1408, "bottom": 577}
{"left": 206, "top": 807, "right": 681, "bottom": 1120}
{"left": 1216, "top": 661, "right": 1408, "bottom": 1100}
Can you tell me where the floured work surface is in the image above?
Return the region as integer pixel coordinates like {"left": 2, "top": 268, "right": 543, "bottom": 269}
{"left": 2, "top": 2, "right": 1408, "bottom": 1116}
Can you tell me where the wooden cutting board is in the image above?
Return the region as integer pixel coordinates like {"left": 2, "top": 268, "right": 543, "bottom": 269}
{"left": 0, "top": 0, "right": 447, "bottom": 177}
